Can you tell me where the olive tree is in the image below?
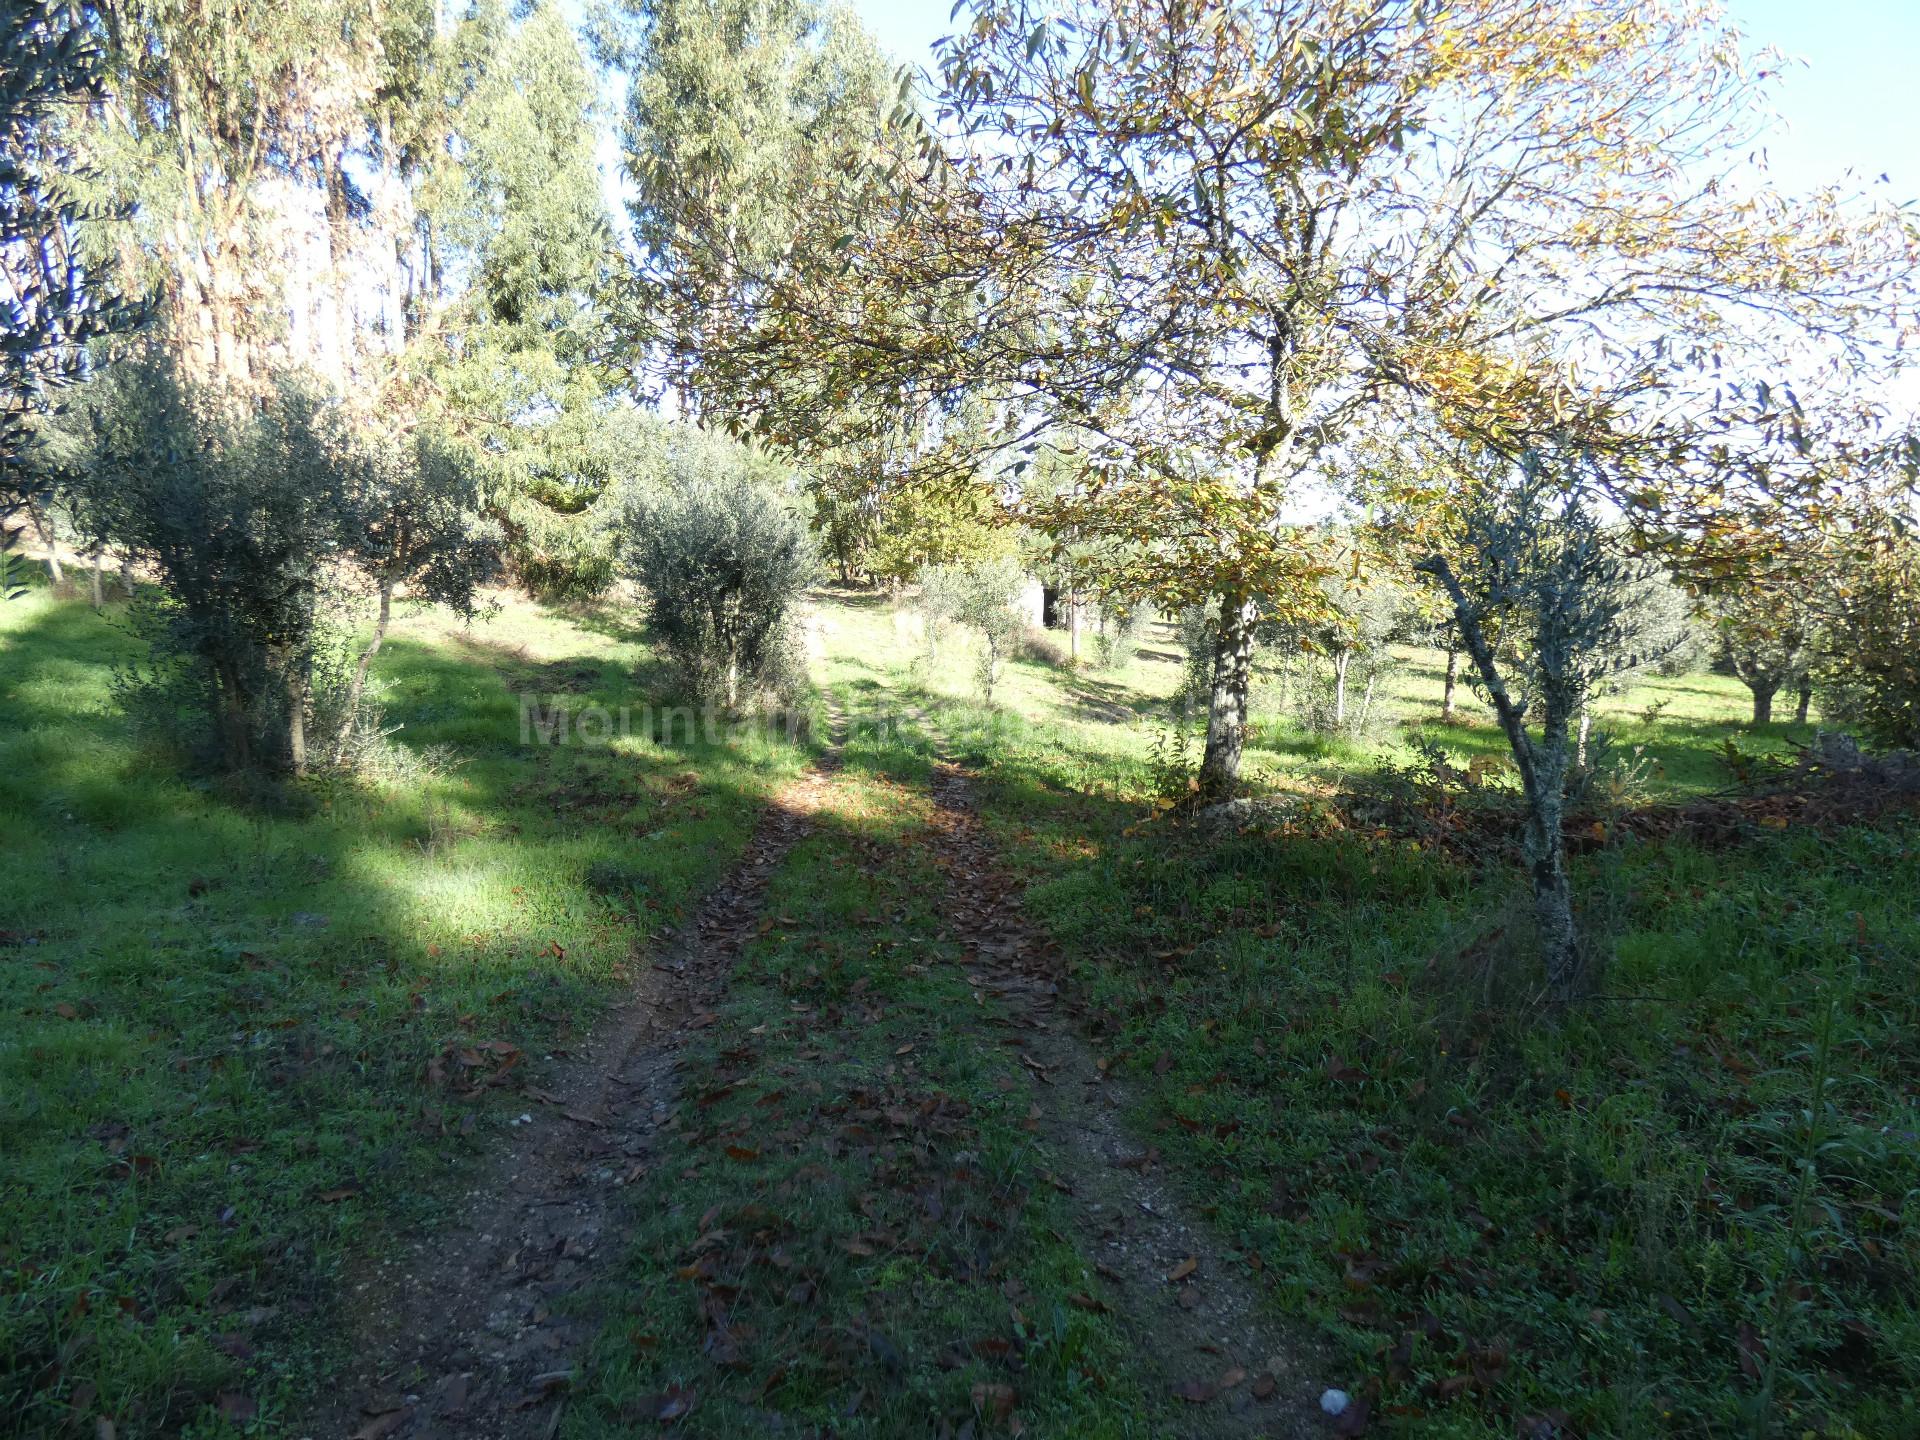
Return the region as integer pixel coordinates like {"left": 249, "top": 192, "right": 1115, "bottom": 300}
{"left": 623, "top": 475, "right": 816, "bottom": 709}
{"left": 332, "top": 426, "right": 502, "bottom": 762}
{"left": 71, "top": 355, "right": 497, "bottom": 775}
{"left": 1418, "top": 455, "right": 1689, "bottom": 999}
{"left": 917, "top": 557, "right": 1027, "bottom": 705}
{"left": 1706, "top": 584, "right": 1818, "bottom": 728}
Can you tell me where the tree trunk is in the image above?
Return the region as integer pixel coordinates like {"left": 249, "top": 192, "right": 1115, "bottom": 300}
{"left": 1795, "top": 681, "right": 1812, "bottom": 726}
{"left": 1528, "top": 822, "right": 1581, "bottom": 1000}
{"left": 1442, "top": 646, "right": 1460, "bottom": 722}
{"left": 216, "top": 662, "right": 252, "bottom": 771}
{"left": 1332, "top": 648, "right": 1351, "bottom": 729}
{"left": 1420, "top": 553, "right": 1583, "bottom": 999}
{"left": 87, "top": 546, "right": 104, "bottom": 609}
{"left": 1751, "top": 683, "right": 1777, "bottom": 726}
{"left": 284, "top": 660, "right": 309, "bottom": 777}
{"left": 333, "top": 580, "right": 392, "bottom": 764}
{"left": 28, "top": 504, "right": 62, "bottom": 587}
{"left": 1576, "top": 703, "right": 1593, "bottom": 768}
{"left": 1197, "top": 590, "right": 1257, "bottom": 799}
{"left": 1068, "top": 588, "right": 1081, "bottom": 665}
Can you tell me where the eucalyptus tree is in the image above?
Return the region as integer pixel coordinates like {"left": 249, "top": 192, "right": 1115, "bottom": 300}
{"left": 2, "top": 0, "right": 146, "bottom": 568}
{"left": 663, "top": 0, "right": 1915, "bottom": 799}
{"left": 402, "top": 0, "right": 622, "bottom": 594}
{"left": 67, "top": 0, "right": 439, "bottom": 383}
{"left": 613, "top": 0, "right": 899, "bottom": 407}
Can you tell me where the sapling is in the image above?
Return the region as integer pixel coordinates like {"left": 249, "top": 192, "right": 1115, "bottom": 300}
{"left": 1418, "top": 456, "right": 1686, "bottom": 998}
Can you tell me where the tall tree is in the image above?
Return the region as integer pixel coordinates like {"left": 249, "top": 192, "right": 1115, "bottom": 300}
{"left": 2, "top": 1, "right": 145, "bottom": 523}
{"left": 394, "top": 0, "right": 621, "bottom": 593}
{"left": 667, "top": 0, "right": 1915, "bottom": 798}
{"left": 613, "top": 0, "right": 901, "bottom": 407}
{"left": 72, "top": 0, "right": 430, "bottom": 383}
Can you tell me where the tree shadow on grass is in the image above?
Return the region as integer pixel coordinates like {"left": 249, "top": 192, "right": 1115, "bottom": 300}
{"left": 0, "top": 593, "right": 807, "bottom": 1438}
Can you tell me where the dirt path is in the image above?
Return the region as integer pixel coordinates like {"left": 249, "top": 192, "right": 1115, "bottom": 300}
{"left": 297, "top": 710, "right": 846, "bottom": 1440}
{"left": 914, "top": 750, "right": 1326, "bottom": 1438}
{"left": 300, "top": 695, "right": 1327, "bottom": 1439}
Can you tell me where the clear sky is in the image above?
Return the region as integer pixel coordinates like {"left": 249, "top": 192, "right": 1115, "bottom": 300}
{"left": 845, "top": 0, "right": 1920, "bottom": 200}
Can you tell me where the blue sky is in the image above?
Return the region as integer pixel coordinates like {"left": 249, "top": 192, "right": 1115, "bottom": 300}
{"left": 845, "top": 0, "right": 1920, "bottom": 199}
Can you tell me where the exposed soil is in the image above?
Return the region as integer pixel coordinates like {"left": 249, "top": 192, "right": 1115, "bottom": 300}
{"left": 295, "top": 715, "right": 847, "bottom": 1440}
{"left": 299, "top": 699, "right": 1325, "bottom": 1439}
{"left": 916, "top": 752, "right": 1325, "bottom": 1438}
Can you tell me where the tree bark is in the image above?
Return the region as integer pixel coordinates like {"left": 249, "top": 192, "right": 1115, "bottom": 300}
{"left": 28, "top": 504, "right": 62, "bottom": 587}
{"left": 1197, "top": 590, "right": 1257, "bottom": 799}
{"left": 334, "top": 580, "right": 393, "bottom": 765}
{"left": 215, "top": 661, "right": 252, "bottom": 771}
{"left": 1576, "top": 703, "right": 1593, "bottom": 768}
{"left": 1795, "top": 681, "right": 1812, "bottom": 726}
{"left": 1442, "top": 646, "right": 1460, "bottom": 722}
{"left": 1332, "top": 648, "right": 1351, "bottom": 728}
{"left": 286, "top": 669, "right": 307, "bottom": 777}
{"left": 87, "top": 546, "right": 104, "bottom": 609}
{"left": 1419, "top": 554, "right": 1583, "bottom": 998}
{"left": 1528, "top": 827, "right": 1581, "bottom": 1000}
{"left": 1750, "top": 683, "right": 1777, "bottom": 726}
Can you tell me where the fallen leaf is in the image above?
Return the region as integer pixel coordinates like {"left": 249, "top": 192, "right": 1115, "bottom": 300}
{"left": 1173, "top": 1378, "right": 1216, "bottom": 1404}
{"left": 1332, "top": 1396, "right": 1371, "bottom": 1436}
{"left": 348, "top": 1412, "right": 406, "bottom": 1440}
{"left": 970, "top": 1382, "right": 1017, "bottom": 1422}
{"left": 1166, "top": 1256, "right": 1197, "bottom": 1284}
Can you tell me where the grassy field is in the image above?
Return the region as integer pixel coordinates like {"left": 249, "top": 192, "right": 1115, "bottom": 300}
{"left": 813, "top": 593, "right": 1920, "bottom": 1439}
{"left": 4, "top": 579, "right": 1913, "bottom": 1439}
{"left": 0, "top": 580, "right": 808, "bottom": 1435}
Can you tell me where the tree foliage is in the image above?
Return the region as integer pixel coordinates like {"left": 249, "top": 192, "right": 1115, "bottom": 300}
{"left": 621, "top": 465, "right": 816, "bottom": 708}
{"left": 1419, "top": 453, "right": 1689, "bottom": 996}
{"left": 1, "top": 1, "right": 146, "bottom": 528}
{"left": 662, "top": 0, "right": 1916, "bottom": 798}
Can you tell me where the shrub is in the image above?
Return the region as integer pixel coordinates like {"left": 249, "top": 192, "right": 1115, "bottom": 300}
{"left": 74, "top": 359, "right": 360, "bottom": 773}
{"left": 1820, "top": 536, "right": 1920, "bottom": 748}
{"left": 1090, "top": 599, "right": 1149, "bottom": 670}
{"left": 622, "top": 474, "right": 816, "bottom": 708}
{"left": 70, "top": 355, "right": 497, "bottom": 776}
{"left": 915, "top": 557, "right": 1027, "bottom": 703}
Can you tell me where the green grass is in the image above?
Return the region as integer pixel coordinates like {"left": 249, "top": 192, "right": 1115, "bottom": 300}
{"left": 814, "top": 591, "right": 1920, "bottom": 1440}
{"left": 0, "top": 585, "right": 807, "bottom": 1437}
{"left": 566, "top": 735, "right": 1151, "bottom": 1438}
{"left": 5, "top": 578, "right": 1910, "bottom": 1439}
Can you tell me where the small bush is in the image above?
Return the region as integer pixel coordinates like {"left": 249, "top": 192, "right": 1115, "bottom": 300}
{"left": 1090, "top": 600, "right": 1149, "bottom": 670}
{"left": 68, "top": 356, "right": 497, "bottom": 778}
{"left": 915, "top": 558, "right": 1027, "bottom": 703}
{"left": 622, "top": 474, "right": 816, "bottom": 708}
